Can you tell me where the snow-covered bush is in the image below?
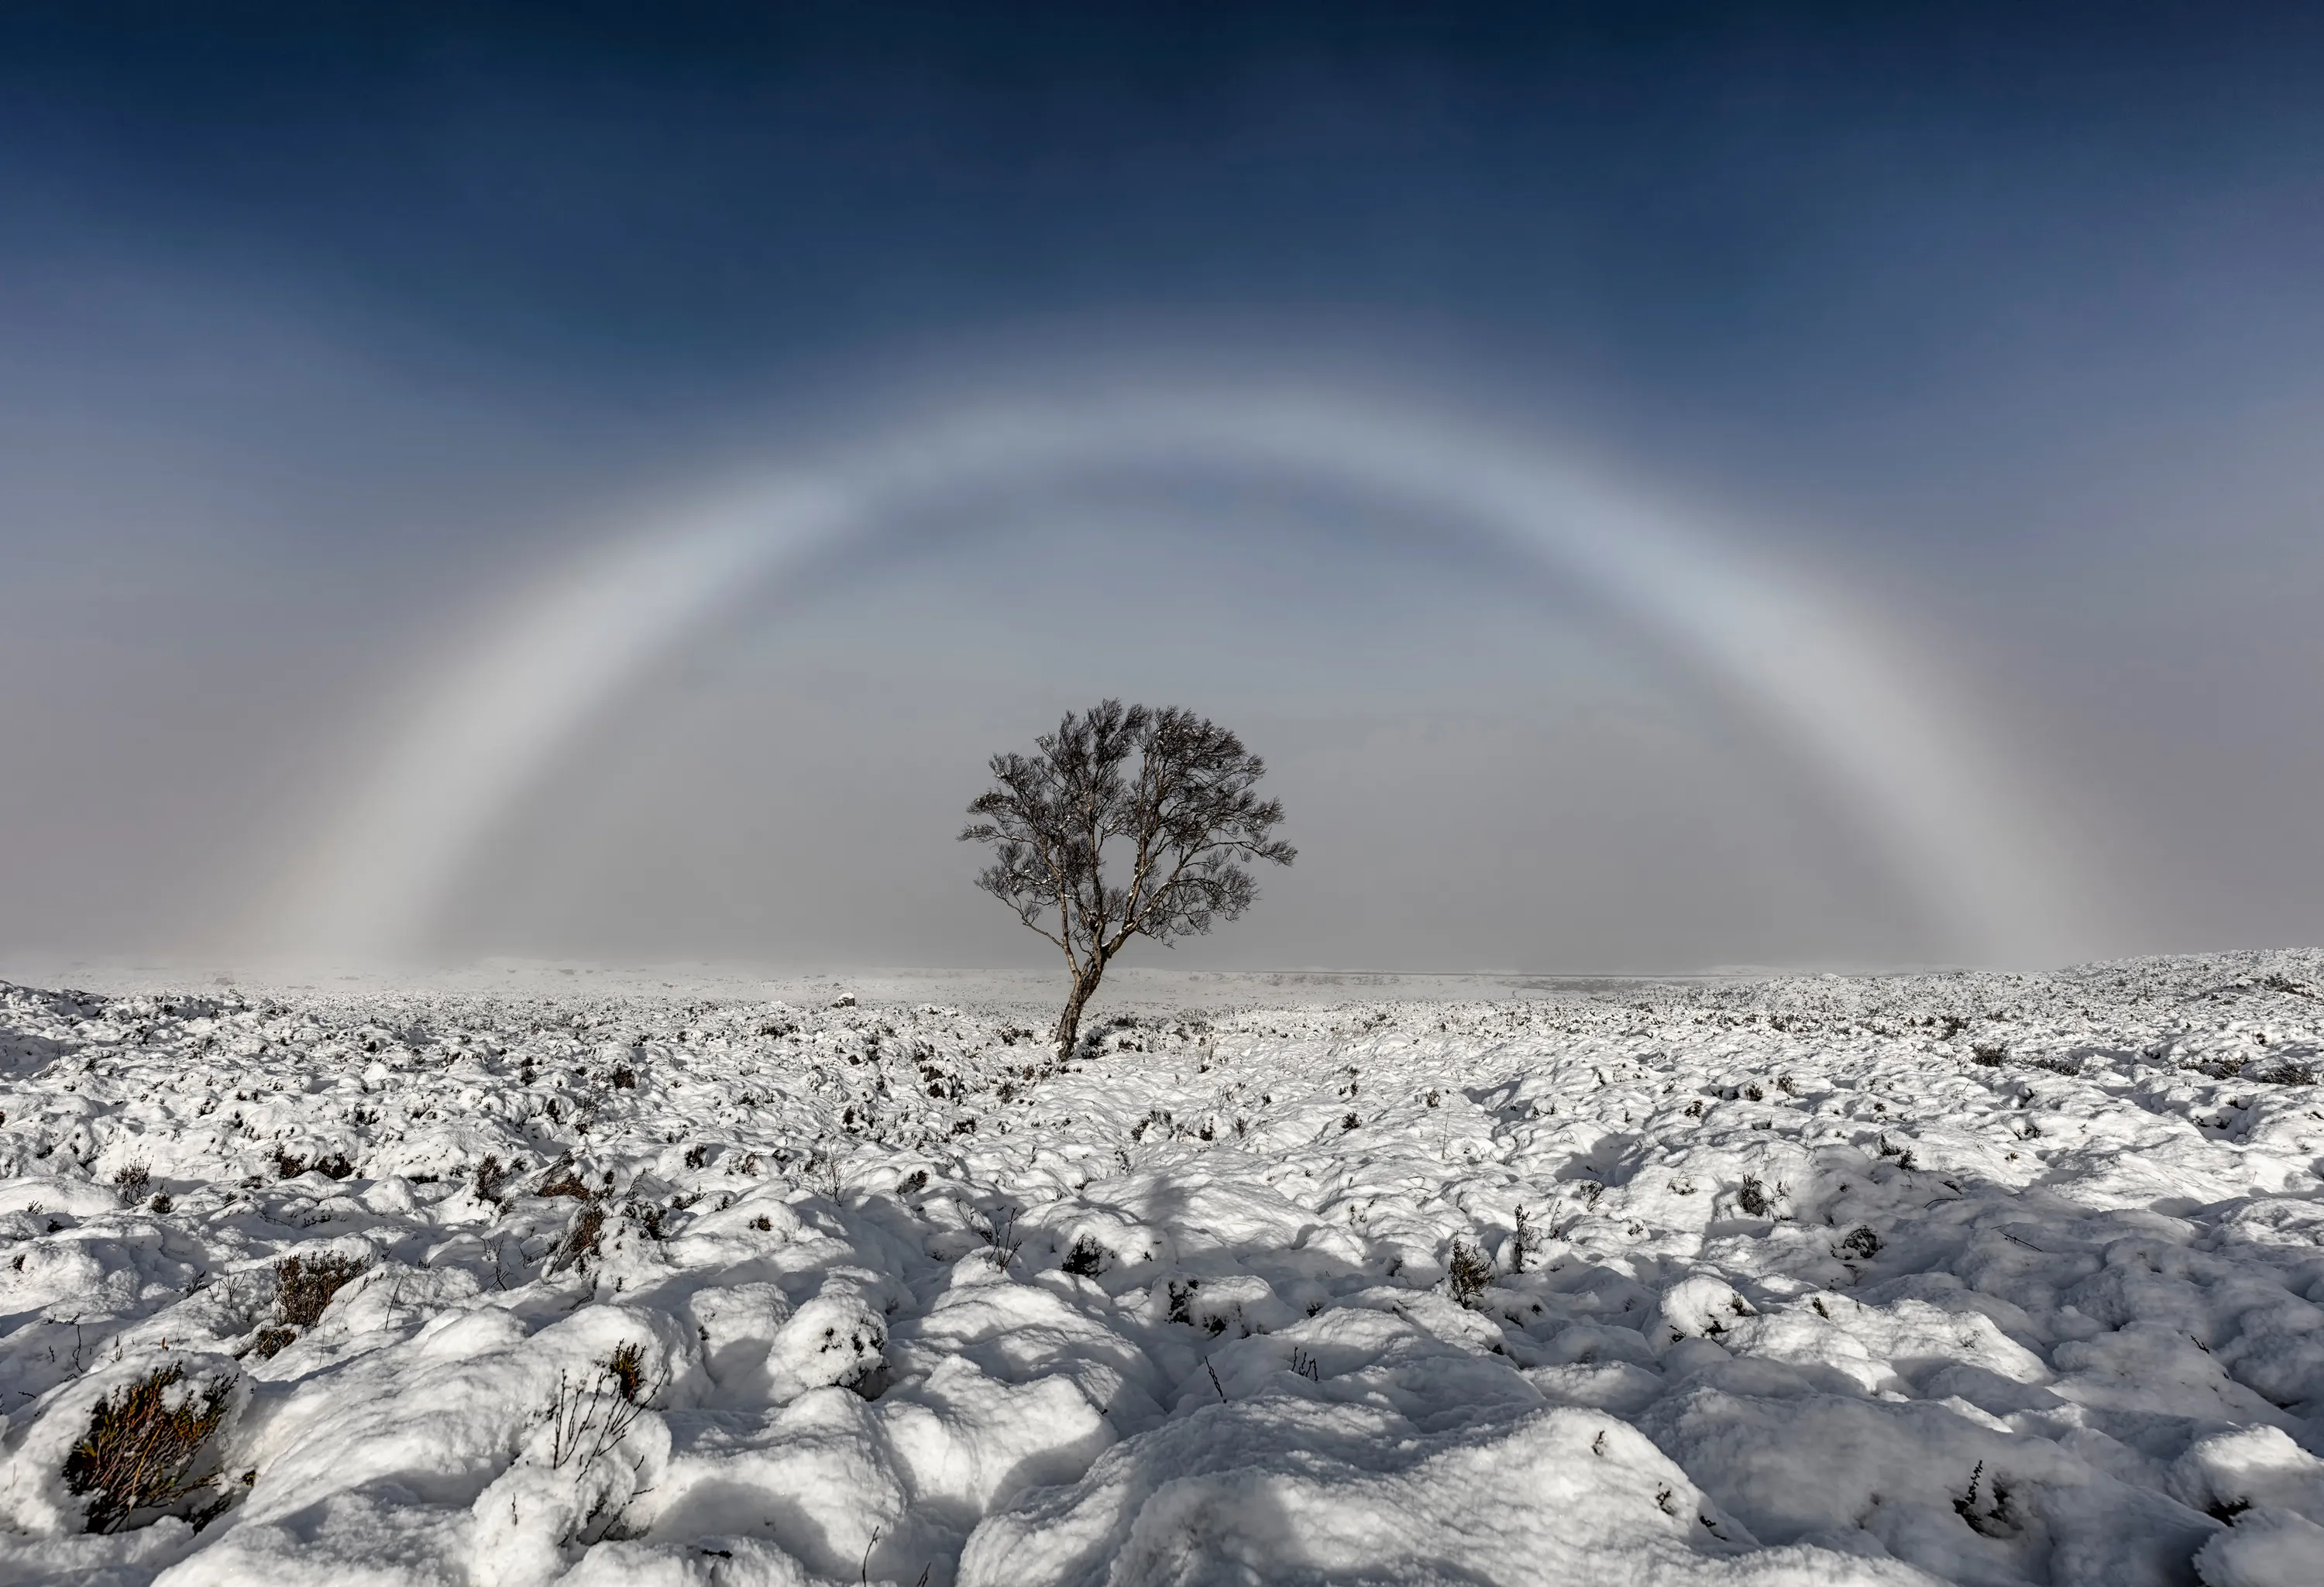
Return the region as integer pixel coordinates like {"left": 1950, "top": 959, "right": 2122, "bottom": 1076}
{"left": 63, "top": 1363, "right": 233, "bottom": 1533}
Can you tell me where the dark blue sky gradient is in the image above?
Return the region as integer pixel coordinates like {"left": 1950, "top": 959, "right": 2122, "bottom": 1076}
{"left": 11, "top": 5, "right": 2320, "bottom": 452}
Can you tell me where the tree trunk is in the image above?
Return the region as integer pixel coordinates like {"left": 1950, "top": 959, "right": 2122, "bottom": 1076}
{"left": 1054, "top": 964, "right": 1106, "bottom": 1063}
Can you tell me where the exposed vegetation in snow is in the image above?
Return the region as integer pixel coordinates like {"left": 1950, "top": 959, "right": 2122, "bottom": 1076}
{"left": 3, "top": 952, "right": 2323, "bottom": 1584}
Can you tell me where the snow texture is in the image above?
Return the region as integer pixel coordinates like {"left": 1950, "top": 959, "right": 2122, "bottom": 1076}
{"left": 2, "top": 950, "right": 2323, "bottom": 1585}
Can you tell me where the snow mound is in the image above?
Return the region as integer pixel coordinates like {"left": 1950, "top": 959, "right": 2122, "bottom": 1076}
{"left": 0, "top": 950, "right": 2319, "bottom": 1583}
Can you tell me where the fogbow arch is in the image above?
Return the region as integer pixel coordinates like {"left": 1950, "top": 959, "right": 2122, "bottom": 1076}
{"left": 275, "top": 387, "right": 2078, "bottom": 964}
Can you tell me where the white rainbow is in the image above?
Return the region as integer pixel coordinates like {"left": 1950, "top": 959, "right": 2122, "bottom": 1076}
{"left": 273, "top": 386, "right": 2081, "bottom": 964}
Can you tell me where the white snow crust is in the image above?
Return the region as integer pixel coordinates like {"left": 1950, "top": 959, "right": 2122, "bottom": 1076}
{"left": 3, "top": 952, "right": 2323, "bottom": 1585}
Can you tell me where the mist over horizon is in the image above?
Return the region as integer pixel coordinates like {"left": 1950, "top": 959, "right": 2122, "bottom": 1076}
{"left": 5, "top": 5, "right": 2323, "bottom": 978}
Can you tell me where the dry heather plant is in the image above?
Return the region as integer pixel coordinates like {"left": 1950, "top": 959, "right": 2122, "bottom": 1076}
{"left": 547, "top": 1202, "right": 606, "bottom": 1274}
{"left": 537, "top": 1162, "right": 591, "bottom": 1199}
{"left": 472, "top": 1155, "right": 510, "bottom": 1202}
{"left": 1446, "top": 1238, "right": 1495, "bottom": 1308}
{"left": 276, "top": 1253, "right": 368, "bottom": 1328}
{"left": 545, "top": 1343, "right": 659, "bottom": 1471}
{"left": 603, "top": 1341, "right": 648, "bottom": 1403}
{"left": 64, "top": 1365, "right": 231, "bottom": 1534}
{"left": 251, "top": 1252, "right": 369, "bottom": 1359}
{"left": 964, "top": 1203, "right": 1021, "bottom": 1267}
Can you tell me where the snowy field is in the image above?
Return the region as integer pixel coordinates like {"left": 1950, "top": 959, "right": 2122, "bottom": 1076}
{"left": 4, "top": 953, "right": 2324, "bottom": 1587}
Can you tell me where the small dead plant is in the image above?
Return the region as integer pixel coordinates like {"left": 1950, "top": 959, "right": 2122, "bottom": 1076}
{"left": 1446, "top": 1238, "right": 1494, "bottom": 1308}
{"left": 537, "top": 1162, "right": 590, "bottom": 1199}
{"left": 473, "top": 1155, "right": 510, "bottom": 1202}
{"left": 548, "top": 1202, "right": 606, "bottom": 1274}
{"left": 545, "top": 1344, "right": 659, "bottom": 1470}
{"left": 603, "top": 1341, "right": 649, "bottom": 1404}
{"left": 964, "top": 1203, "right": 1021, "bottom": 1268}
{"left": 63, "top": 1365, "right": 231, "bottom": 1534}
{"left": 275, "top": 1252, "right": 368, "bottom": 1328}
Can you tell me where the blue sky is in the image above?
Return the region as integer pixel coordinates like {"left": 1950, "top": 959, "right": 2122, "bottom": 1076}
{"left": 4, "top": 4, "right": 2321, "bottom": 969}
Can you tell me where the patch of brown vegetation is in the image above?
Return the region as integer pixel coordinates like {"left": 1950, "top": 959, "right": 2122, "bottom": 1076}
{"left": 63, "top": 1365, "right": 230, "bottom": 1534}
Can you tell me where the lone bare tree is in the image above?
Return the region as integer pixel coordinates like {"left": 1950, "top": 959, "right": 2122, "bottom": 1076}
{"left": 962, "top": 700, "right": 1294, "bottom": 1061}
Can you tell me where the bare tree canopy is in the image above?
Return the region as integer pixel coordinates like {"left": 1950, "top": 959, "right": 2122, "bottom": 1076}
{"left": 961, "top": 700, "right": 1294, "bottom": 1059}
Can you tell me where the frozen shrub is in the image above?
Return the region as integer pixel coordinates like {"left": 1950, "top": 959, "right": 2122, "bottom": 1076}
{"left": 1952, "top": 1462, "right": 2023, "bottom": 1539}
{"left": 1062, "top": 1235, "right": 1110, "bottom": 1276}
{"left": 603, "top": 1341, "right": 648, "bottom": 1404}
{"left": 549, "top": 1203, "right": 605, "bottom": 1273}
{"left": 112, "top": 1163, "right": 151, "bottom": 1200}
{"left": 148, "top": 1192, "right": 173, "bottom": 1215}
{"left": 1446, "top": 1238, "right": 1494, "bottom": 1308}
{"left": 63, "top": 1365, "right": 231, "bottom": 1534}
{"left": 1972, "top": 1043, "right": 2008, "bottom": 1067}
{"left": 276, "top": 1252, "right": 369, "bottom": 1328}
{"left": 682, "top": 1143, "right": 707, "bottom": 1170}
{"left": 965, "top": 1204, "right": 1021, "bottom": 1266}
{"left": 1838, "top": 1225, "right": 1882, "bottom": 1261}
{"left": 271, "top": 1147, "right": 306, "bottom": 1180}
{"left": 1737, "top": 1176, "right": 1771, "bottom": 1218}
{"left": 610, "top": 1065, "right": 638, "bottom": 1091}
{"left": 249, "top": 1327, "right": 297, "bottom": 1361}
{"left": 537, "top": 1163, "right": 590, "bottom": 1199}
{"left": 545, "top": 1358, "right": 652, "bottom": 1470}
{"left": 473, "top": 1155, "right": 509, "bottom": 1201}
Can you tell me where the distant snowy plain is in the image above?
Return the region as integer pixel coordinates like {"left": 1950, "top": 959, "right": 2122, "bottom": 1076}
{"left": 3, "top": 953, "right": 2323, "bottom": 1586}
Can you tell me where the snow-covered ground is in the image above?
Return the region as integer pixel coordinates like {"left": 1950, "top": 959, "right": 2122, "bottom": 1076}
{"left": 4, "top": 952, "right": 2323, "bottom": 1586}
